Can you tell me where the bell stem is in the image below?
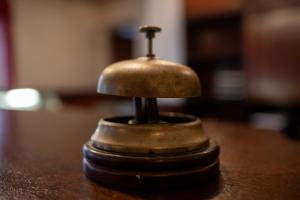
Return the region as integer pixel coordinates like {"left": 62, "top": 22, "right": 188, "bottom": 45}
{"left": 147, "top": 37, "right": 154, "bottom": 57}
{"left": 133, "top": 97, "right": 144, "bottom": 123}
{"left": 145, "top": 98, "right": 159, "bottom": 123}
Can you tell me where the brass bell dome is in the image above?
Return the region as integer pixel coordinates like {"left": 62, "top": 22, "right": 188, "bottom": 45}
{"left": 97, "top": 26, "right": 201, "bottom": 98}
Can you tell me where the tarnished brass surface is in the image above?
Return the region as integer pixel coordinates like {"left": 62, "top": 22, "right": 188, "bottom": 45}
{"left": 91, "top": 112, "right": 208, "bottom": 154}
{"left": 83, "top": 25, "right": 219, "bottom": 188}
{"left": 98, "top": 57, "right": 201, "bottom": 98}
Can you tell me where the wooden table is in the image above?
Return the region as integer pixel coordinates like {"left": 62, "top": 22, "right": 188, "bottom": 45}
{"left": 0, "top": 109, "right": 300, "bottom": 199}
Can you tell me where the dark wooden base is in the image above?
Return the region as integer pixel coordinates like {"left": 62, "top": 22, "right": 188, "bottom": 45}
{"left": 83, "top": 141, "right": 220, "bottom": 188}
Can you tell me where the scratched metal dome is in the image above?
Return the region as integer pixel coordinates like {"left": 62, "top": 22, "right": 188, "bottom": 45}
{"left": 97, "top": 56, "right": 201, "bottom": 98}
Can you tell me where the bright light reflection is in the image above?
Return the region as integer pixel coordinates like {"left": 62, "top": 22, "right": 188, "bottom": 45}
{"left": 1, "top": 88, "right": 41, "bottom": 110}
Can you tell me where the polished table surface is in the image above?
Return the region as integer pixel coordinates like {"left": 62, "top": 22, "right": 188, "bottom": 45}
{"left": 0, "top": 108, "right": 300, "bottom": 200}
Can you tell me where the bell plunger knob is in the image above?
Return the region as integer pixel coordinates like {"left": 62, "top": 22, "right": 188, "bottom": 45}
{"left": 139, "top": 25, "right": 161, "bottom": 57}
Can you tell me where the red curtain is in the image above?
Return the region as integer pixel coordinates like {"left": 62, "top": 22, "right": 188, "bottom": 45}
{"left": 0, "top": 0, "right": 13, "bottom": 89}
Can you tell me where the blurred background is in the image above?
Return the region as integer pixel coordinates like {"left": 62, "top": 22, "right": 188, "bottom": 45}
{"left": 0, "top": 0, "right": 299, "bottom": 138}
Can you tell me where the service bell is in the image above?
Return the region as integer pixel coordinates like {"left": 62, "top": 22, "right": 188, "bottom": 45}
{"left": 83, "top": 25, "right": 220, "bottom": 188}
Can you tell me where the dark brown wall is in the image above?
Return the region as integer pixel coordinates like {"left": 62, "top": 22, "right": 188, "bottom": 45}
{"left": 244, "top": 0, "right": 300, "bottom": 105}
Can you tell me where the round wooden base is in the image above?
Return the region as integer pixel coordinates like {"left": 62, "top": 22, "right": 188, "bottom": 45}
{"left": 83, "top": 141, "right": 220, "bottom": 188}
